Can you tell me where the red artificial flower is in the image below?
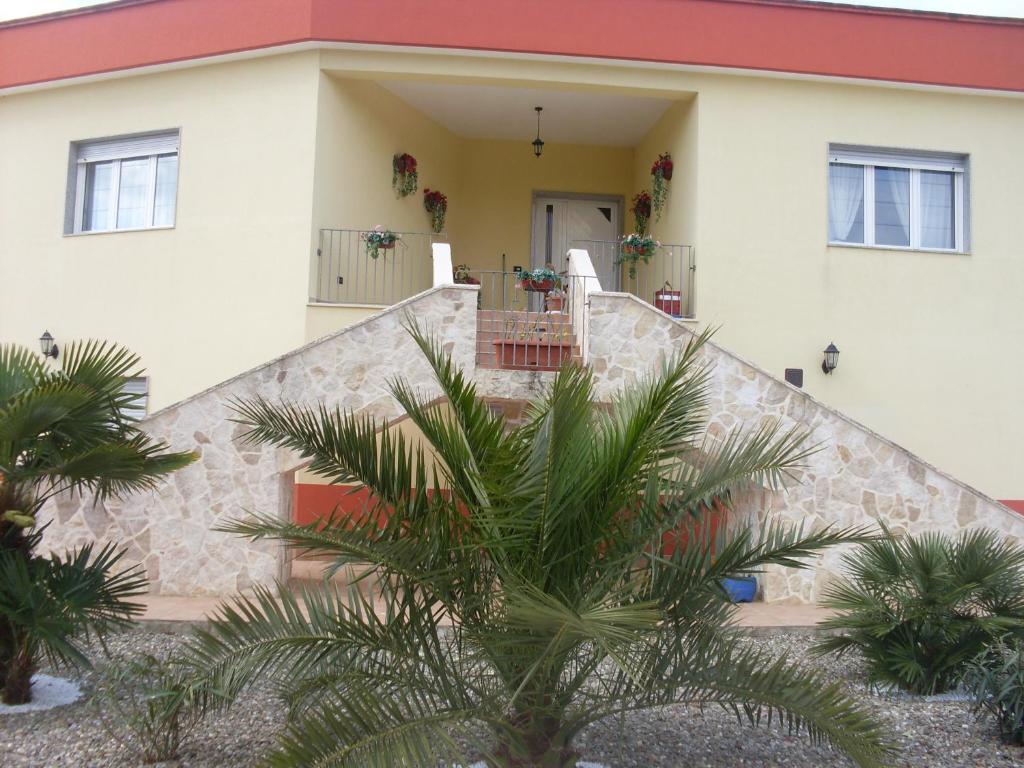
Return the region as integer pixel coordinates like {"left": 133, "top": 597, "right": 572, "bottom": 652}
{"left": 631, "top": 191, "right": 652, "bottom": 218}
{"left": 652, "top": 153, "right": 674, "bottom": 180}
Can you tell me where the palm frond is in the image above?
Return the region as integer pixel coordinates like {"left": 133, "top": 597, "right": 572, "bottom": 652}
{"left": 611, "top": 636, "right": 897, "bottom": 768}
{"left": 0, "top": 344, "right": 45, "bottom": 406}
{"left": 0, "top": 543, "right": 146, "bottom": 670}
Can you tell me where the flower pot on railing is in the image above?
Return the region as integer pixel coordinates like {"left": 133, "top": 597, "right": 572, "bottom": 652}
{"left": 522, "top": 278, "right": 555, "bottom": 293}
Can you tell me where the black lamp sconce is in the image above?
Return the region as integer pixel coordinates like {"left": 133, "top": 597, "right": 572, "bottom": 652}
{"left": 532, "top": 106, "right": 545, "bottom": 158}
{"left": 821, "top": 342, "right": 839, "bottom": 375}
{"left": 39, "top": 330, "right": 59, "bottom": 360}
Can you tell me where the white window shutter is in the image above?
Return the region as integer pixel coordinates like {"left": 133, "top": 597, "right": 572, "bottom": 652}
{"left": 77, "top": 131, "right": 179, "bottom": 163}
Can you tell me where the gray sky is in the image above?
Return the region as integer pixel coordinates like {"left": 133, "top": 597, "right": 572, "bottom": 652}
{"left": 1, "top": 0, "right": 1022, "bottom": 22}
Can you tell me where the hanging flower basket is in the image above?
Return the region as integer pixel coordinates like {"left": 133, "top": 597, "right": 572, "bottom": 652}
{"left": 392, "top": 153, "right": 418, "bottom": 198}
{"left": 631, "top": 191, "right": 652, "bottom": 236}
{"left": 423, "top": 188, "right": 448, "bottom": 234}
{"left": 651, "top": 152, "right": 673, "bottom": 221}
{"left": 616, "top": 234, "right": 658, "bottom": 279}
{"left": 517, "top": 267, "right": 562, "bottom": 294}
{"left": 361, "top": 226, "right": 400, "bottom": 260}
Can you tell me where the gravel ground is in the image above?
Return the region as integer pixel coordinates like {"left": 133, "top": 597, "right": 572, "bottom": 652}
{"left": 3, "top": 630, "right": 1022, "bottom": 767}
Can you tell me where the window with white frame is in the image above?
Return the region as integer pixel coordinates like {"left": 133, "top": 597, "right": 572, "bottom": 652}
{"left": 827, "top": 145, "right": 967, "bottom": 253}
{"left": 68, "top": 130, "right": 179, "bottom": 234}
{"left": 120, "top": 377, "right": 149, "bottom": 421}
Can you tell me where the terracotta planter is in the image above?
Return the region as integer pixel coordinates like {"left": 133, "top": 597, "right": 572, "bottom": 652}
{"left": 522, "top": 278, "right": 555, "bottom": 293}
{"left": 545, "top": 294, "right": 565, "bottom": 312}
{"left": 493, "top": 339, "right": 574, "bottom": 370}
{"left": 455, "top": 276, "right": 481, "bottom": 285}
{"left": 378, "top": 241, "right": 396, "bottom": 250}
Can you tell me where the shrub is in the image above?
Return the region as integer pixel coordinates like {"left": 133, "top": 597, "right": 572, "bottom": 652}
{"left": 963, "top": 637, "right": 1024, "bottom": 745}
{"left": 181, "top": 325, "right": 894, "bottom": 768}
{"left": 93, "top": 654, "right": 206, "bottom": 763}
{"left": 0, "top": 342, "right": 195, "bottom": 704}
{"left": 814, "top": 527, "right": 1024, "bottom": 695}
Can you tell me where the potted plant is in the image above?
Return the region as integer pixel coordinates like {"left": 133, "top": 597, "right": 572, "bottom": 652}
{"left": 361, "top": 226, "right": 399, "bottom": 260}
{"left": 517, "top": 267, "right": 562, "bottom": 293}
{"left": 392, "top": 152, "right": 418, "bottom": 198}
{"left": 631, "top": 190, "right": 653, "bottom": 235}
{"left": 423, "top": 188, "right": 448, "bottom": 234}
{"left": 453, "top": 263, "right": 480, "bottom": 285}
{"left": 651, "top": 152, "right": 673, "bottom": 221}
{"left": 617, "top": 233, "right": 658, "bottom": 278}
{"left": 545, "top": 286, "right": 566, "bottom": 313}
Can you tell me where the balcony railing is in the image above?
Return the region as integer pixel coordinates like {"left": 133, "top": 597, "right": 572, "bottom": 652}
{"left": 313, "top": 228, "right": 446, "bottom": 305}
{"left": 571, "top": 239, "right": 696, "bottom": 318}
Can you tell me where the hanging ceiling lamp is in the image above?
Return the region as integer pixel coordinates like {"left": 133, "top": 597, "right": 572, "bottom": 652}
{"left": 532, "top": 106, "right": 545, "bottom": 158}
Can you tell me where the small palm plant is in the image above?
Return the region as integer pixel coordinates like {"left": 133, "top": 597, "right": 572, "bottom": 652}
{"left": 187, "top": 325, "right": 894, "bottom": 767}
{"left": 814, "top": 527, "right": 1024, "bottom": 695}
{"left": 963, "top": 637, "right": 1024, "bottom": 745}
{"left": 0, "top": 342, "right": 195, "bottom": 704}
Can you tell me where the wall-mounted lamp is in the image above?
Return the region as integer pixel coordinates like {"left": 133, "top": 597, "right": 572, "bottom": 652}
{"left": 821, "top": 342, "right": 839, "bottom": 375}
{"left": 532, "top": 106, "right": 545, "bottom": 158}
{"left": 39, "top": 330, "right": 59, "bottom": 360}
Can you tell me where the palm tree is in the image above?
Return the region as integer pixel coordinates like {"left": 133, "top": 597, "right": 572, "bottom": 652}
{"left": 188, "top": 325, "right": 894, "bottom": 767}
{"left": 814, "top": 526, "right": 1024, "bottom": 695}
{"left": 0, "top": 341, "right": 195, "bottom": 704}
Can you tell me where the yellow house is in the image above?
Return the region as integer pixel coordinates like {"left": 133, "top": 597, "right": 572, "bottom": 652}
{"left": 2, "top": 0, "right": 1023, "bottom": 519}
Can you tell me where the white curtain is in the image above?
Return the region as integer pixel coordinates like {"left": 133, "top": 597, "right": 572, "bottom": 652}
{"left": 886, "top": 168, "right": 910, "bottom": 244}
{"left": 828, "top": 164, "right": 863, "bottom": 242}
{"left": 921, "top": 170, "right": 954, "bottom": 249}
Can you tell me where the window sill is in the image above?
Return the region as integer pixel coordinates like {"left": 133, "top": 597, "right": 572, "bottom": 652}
{"left": 65, "top": 225, "right": 175, "bottom": 238}
{"left": 827, "top": 241, "right": 969, "bottom": 256}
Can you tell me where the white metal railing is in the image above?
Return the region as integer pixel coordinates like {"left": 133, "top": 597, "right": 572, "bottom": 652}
{"left": 571, "top": 239, "right": 696, "bottom": 318}
{"left": 313, "top": 228, "right": 446, "bottom": 305}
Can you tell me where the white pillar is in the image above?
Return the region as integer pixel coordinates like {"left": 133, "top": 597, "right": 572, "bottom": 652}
{"left": 432, "top": 242, "right": 454, "bottom": 287}
{"left": 566, "top": 249, "right": 601, "bottom": 364}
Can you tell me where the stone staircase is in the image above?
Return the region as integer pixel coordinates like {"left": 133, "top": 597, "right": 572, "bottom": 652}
{"left": 41, "top": 284, "right": 1024, "bottom": 603}
{"left": 475, "top": 309, "right": 580, "bottom": 371}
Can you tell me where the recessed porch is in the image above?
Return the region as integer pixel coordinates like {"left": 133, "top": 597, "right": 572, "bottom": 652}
{"left": 305, "top": 76, "right": 698, "bottom": 350}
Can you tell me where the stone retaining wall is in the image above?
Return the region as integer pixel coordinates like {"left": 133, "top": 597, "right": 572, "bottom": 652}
{"left": 41, "top": 287, "right": 477, "bottom": 596}
{"left": 588, "top": 292, "right": 1024, "bottom": 603}
{"left": 40, "top": 285, "right": 1023, "bottom": 602}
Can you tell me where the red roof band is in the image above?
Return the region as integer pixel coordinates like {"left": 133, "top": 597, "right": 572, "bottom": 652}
{"left": 1, "top": 0, "right": 1023, "bottom": 93}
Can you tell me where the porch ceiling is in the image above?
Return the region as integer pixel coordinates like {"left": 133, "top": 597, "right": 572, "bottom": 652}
{"left": 377, "top": 80, "right": 675, "bottom": 147}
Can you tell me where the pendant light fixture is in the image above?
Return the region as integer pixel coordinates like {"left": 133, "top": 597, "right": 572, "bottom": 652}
{"left": 532, "top": 106, "right": 545, "bottom": 158}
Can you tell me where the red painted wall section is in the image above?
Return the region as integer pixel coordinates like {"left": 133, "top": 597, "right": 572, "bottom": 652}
{"left": 1001, "top": 500, "right": 1024, "bottom": 516}
{"left": 294, "top": 483, "right": 730, "bottom": 558}
{"left": 293, "top": 483, "right": 373, "bottom": 527}
{"left": 2, "top": 0, "right": 1023, "bottom": 92}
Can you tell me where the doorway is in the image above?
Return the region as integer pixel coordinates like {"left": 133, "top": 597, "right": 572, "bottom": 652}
{"left": 531, "top": 194, "right": 621, "bottom": 289}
